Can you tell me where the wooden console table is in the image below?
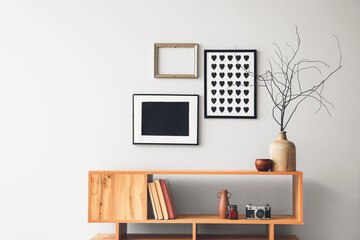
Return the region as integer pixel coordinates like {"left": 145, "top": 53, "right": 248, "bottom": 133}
{"left": 88, "top": 170, "right": 303, "bottom": 240}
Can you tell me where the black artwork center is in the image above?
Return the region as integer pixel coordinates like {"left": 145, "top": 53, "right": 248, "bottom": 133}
{"left": 141, "top": 102, "right": 189, "bottom": 136}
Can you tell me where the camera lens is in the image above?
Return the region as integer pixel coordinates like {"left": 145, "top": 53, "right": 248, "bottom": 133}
{"left": 256, "top": 209, "right": 265, "bottom": 219}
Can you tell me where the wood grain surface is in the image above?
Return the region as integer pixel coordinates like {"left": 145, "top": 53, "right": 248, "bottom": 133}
{"left": 293, "top": 174, "right": 303, "bottom": 222}
{"left": 91, "top": 234, "right": 299, "bottom": 240}
{"left": 105, "top": 214, "right": 302, "bottom": 225}
{"left": 89, "top": 173, "right": 148, "bottom": 221}
{"left": 89, "top": 170, "right": 302, "bottom": 175}
{"left": 88, "top": 170, "right": 303, "bottom": 240}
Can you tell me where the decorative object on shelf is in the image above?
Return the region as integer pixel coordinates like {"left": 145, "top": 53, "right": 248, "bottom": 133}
{"left": 255, "top": 159, "right": 272, "bottom": 171}
{"left": 154, "top": 180, "right": 169, "bottom": 220}
{"left": 204, "top": 49, "right": 257, "bottom": 118}
{"left": 254, "top": 27, "right": 342, "bottom": 171}
{"left": 228, "top": 205, "right": 238, "bottom": 220}
{"left": 246, "top": 204, "right": 271, "bottom": 220}
{"left": 148, "top": 179, "right": 178, "bottom": 220}
{"left": 148, "top": 182, "right": 163, "bottom": 219}
{"left": 148, "top": 182, "right": 158, "bottom": 219}
{"left": 217, "top": 189, "right": 231, "bottom": 219}
{"left": 133, "top": 94, "right": 199, "bottom": 145}
{"left": 154, "top": 43, "right": 198, "bottom": 78}
{"left": 270, "top": 132, "right": 296, "bottom": 171}
{"left": 160, "top": 179, "right": 178, "bottom": 219}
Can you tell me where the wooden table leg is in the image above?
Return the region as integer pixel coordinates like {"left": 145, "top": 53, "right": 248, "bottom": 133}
{"left": 293, "top": 174, "right": 303, "bottom": 222}
{"left": 267, "top": 224, "right": 274, "bottom": 240}
{"left": 192, "top": 223, "right": 197, "bottom": 240}
{"left": 116, "top": 223, "right": 127, "bottom": 240}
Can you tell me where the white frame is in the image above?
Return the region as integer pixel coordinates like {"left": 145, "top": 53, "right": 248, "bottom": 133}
{"left": 133, "top": 94, "right": 199, "bottom": 145}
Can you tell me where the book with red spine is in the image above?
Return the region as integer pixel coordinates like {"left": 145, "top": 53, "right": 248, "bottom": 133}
{"left": 160, "top": 179, "right": 178, "bottom": 219}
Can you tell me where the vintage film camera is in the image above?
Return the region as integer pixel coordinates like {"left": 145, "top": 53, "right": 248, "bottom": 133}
{"left": 245, "top": 204, "right": 271, "bottom": 219}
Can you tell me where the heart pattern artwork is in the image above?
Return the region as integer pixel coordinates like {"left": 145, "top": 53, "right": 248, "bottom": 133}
{"left": 205, "top": 50, "right": 256, "bottom": 118}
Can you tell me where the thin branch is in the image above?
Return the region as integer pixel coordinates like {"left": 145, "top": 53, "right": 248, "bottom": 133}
{"left": 272, "top": 105, "right": 282, "bottom": 126}
{"left": 286, "top": 42, "right": 296, "bottom": 54}
{"left": 257, "top": 27, "right": 343, "bottom": 131}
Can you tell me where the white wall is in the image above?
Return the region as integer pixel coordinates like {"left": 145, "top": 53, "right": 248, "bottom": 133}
{"left": 0, "top": 0, "right": 359, "bottom": 239}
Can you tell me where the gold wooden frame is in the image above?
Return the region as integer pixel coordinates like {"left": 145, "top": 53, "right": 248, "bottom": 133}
{"left": 154, "top": 43, "right": 198, "bottom": 78}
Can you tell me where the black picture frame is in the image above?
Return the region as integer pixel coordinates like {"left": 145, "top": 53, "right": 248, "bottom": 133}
{"left": 133, "top": 94, "right": 199, "bottom": 145}
{"left": 204, "top": 49, "right": 257, "bottom": 118}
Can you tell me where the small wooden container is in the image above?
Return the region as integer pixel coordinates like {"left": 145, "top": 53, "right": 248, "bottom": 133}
{"left": 255, "top": 159, "right": 272, "bottom": 171}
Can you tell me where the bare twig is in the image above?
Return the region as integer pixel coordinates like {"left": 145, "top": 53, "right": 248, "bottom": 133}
{"left": 256, "top": 26, "right": 342, "bottom": 131}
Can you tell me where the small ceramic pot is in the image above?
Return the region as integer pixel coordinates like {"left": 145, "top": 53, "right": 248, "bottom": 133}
{"left": 255, "top": 159, "right": 272, "bottom": 171}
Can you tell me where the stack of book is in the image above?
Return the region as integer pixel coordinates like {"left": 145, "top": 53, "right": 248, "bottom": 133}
{"left": 148, "top": 179, "right": 178, "bottom": 220}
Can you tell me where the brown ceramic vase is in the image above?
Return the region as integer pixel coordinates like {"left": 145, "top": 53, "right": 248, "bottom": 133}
{"left": 255, "top": 159, "right": 272, "bottom": 171}
{"left": 217, "top": 189, "right": 231, "bottom": 219}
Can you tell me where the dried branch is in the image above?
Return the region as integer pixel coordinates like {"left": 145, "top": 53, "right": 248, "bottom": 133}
{"left": 256, "top": 26, "right": 342, "bottom": 131}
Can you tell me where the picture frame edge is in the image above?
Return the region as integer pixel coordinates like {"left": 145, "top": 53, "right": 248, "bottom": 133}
{"left": 154, "top": 43, "right": 199, "bottom": 79}
{"left": 132, "top": 94, "right": 199, "bottom": 145}
{"left": 204, "top": 49, "right": 257, "bottom": 118}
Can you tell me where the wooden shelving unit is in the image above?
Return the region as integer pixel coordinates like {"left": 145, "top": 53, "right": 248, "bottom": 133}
{"left": 88, "top": 170, "right": 303, "bottom": 240}
{"left": 91, "top": 234, "right": 299, "bottom": 240}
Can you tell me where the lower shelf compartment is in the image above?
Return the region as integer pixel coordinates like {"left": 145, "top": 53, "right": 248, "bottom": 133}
{"left": 91, "top": 234, "right": 299, "bottom": 240}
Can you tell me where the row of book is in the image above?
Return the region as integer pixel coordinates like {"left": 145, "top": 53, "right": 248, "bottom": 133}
{"left": 148, "top": 179, "right": 178, "bottom": 220}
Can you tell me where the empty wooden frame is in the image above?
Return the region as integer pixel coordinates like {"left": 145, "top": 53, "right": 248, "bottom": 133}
{"left": 154, "top": 43, "right": 198, "bottom": 78}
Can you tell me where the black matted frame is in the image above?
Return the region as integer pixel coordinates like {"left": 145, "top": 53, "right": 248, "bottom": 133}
{"left": 133, "top": 94, "right": 199, "bottom": 145}
{"left": 204, "top": 49, "right": 257, "bottom": 118}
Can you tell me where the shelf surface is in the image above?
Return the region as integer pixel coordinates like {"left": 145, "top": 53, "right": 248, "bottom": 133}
{"left": 89, "top": 170, "right": 302, "bottom": 176}
{"left": 94, "top": 214, "right": 303, "bottom": 225}
{"left": 91, "top": 234, "right": 299, "bottom": 240}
